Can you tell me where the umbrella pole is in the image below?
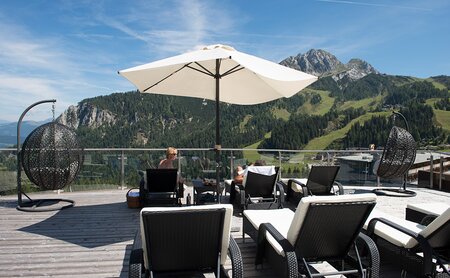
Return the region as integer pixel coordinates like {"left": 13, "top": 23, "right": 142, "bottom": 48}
{"left": 215, "top": 59, "right": 221, "bottom": 203}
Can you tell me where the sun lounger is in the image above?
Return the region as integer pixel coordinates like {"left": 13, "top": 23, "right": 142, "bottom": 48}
{"left": 365, "top": 207, "right": 450, "bottom": 277}
{"left": 243, "top": 193, "right": 379, "bottom": 277}
{"left": 129, "top": 204, "right": 243, "bottom": 277}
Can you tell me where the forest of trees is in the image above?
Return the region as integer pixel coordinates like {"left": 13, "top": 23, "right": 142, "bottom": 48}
{"left": 434, "top": 98, "right": 450, "bottom": 111}
{"left": 67, "top": 74, "right": 450, "bottom": 151}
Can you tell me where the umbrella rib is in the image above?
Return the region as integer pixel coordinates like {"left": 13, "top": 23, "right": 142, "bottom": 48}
{"left": 221, "top": 65, "right": 245, "bottom": 78}
{"left": 142, "top": 63, "right": 193, "bottom": 92}
{"left": 186, "top": 62, "right": 215, "bottom": 77}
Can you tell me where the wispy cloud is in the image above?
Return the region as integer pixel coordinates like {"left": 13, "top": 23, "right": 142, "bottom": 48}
{"left": 315, "top": 0, "right": 432, "bottom": 11}
{"left": 96, "top": 0, "right": 236, "bottom": 56}
{"left": 0, "top": 16, "right": 119, "bottom": 121}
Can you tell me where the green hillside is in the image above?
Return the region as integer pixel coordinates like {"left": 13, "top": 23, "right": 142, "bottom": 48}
{"left": 61, "top": 72, "right": 450, "bottom": 151}
{"left": 434, "top": 110, "right": 450, "bottom": 132}
{"left": 299, "top": 89, "right": 335, "bottom": 115}
{"left": 339, "top": 94, "right": 383, "bottom": 111}
{"left": 304, "top": 112, "right": 390, "bottom": 150}
{"left": 425, "top": 98, "right": 450, "bottom": 132}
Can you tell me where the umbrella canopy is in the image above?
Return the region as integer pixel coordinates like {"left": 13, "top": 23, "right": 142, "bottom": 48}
{"left": 119, "top": 44, "right": 317, "bottom": 200}
{"left": 119, "top": 44, "right": 317, "bottom": 105}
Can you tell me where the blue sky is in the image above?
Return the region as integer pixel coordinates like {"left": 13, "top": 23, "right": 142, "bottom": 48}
{"left": 0, "top": 0, "right": 449, "bottom": 122}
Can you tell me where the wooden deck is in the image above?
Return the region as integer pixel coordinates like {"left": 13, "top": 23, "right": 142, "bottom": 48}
{"left": 0, "top": 185, "right": 449, "bottom": 277}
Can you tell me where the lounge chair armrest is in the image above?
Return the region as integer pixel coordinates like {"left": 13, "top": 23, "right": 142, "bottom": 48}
{"left": 240, "top": 188, "right": 246, "bottom": 206}
{"left": 228, "top": 236, "right": 244, "bottom": 278}
{"left": 177, "top": 183, "right": 184, "bottom": 198}
{"left": 288, "top": 179, "right": 309, "bottom": 197}
{"left": 356, "top": 233, "right": 380, "bottom": 278}
{"left": 128, "top": 248, "right": 144, "bottom": 278}
{"left": 256, "top": 223, "right": 298, "bottom": 278}
{"left": 366, "top": 217, "right": 420, "bottom": 239}
{"left": 333, "top": 181, "right": 344, "bottom": 195}
{"left": 276, "top": 181, "right": 285, "bottom": 207}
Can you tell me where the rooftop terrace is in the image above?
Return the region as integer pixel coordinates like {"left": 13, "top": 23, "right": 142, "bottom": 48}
{"left": 0, "top": 184, "right": 449, "bottom": 277}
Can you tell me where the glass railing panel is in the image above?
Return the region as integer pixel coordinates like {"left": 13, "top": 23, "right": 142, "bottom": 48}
{"left": 0, "top": 149, "right": 18, "bottom": 195}
{"left": 2, "top": 147, "right": 446, "bottom": 195}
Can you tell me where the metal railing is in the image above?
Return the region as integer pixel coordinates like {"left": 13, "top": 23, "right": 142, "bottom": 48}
{"left": 0, "top": 147, "right": 449, "bottom": 194}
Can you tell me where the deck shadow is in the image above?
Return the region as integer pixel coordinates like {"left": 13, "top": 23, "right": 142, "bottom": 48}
{"left": 19, "top": 201, "right": 140, "bottom": 248}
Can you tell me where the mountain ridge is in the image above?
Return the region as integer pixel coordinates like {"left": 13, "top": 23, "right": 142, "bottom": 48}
{"left": 1, "top": 49, "right": 449, "bottom": 149}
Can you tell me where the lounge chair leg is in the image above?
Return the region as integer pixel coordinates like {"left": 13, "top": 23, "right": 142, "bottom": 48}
{"left": 400, "top": 269, "right": 407, "bottom": 278}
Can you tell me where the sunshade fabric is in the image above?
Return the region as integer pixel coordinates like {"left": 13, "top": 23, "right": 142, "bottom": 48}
{"left": 119, "top": 44, "right": 317, "bottom": 105}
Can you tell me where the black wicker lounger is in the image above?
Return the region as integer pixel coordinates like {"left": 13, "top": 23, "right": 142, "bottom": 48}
{"left": 141, "top": 168, "right": 180, "bottom": 206}
{"left": 366, "top": 207, "right": 450, "bottom": 277}
{"left": 233, "top": 166, "right": 284, "bottom": 210}
{"left": 285, "top": 165, "right": 343, "bottom": 204}
{"left": 243, "top": 193, "right": 379, "bottom": 278}
{"left": 129, "top": 204, "right": 243, "bottom": 278}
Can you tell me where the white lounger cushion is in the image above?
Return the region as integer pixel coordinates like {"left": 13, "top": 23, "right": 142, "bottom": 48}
{"left": 365, "top": 207, "right": 450, "bottom": 249}
{"left": 140, "top": 204, "right": 233, "bottom": 267}
{"left": 243, "top": 208, "right": 294, "bottom": 256}
{"left": 365, "top": 209, "right": 426, "bottom": 248}
{"left": 243, "top": 166, "right": 276, "bottom": 187}
{"left": 291, "top": 179, "right": 307, "bottom": 193}
{"left": 244, "top": 193, "right": 377, "bottom": 256}
{"left": 421, "top": 207, "right": 450, "bottom": 240}
{"left": 407, "top": 202, "right": 450, "bottom": 216}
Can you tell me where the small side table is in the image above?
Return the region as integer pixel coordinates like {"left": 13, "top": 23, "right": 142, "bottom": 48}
{"left": 192, "top": 179, "right": 224, "bottom": 204}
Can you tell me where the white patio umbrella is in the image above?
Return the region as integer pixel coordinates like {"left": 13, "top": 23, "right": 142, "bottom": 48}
{"left": 118, "top": 44, "right": 317, "bottom": 198}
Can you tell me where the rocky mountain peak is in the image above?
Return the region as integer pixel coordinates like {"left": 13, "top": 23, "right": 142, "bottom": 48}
{"left": 57, "top": 103, "right": 117, "bottom": 129}
{"left": 280, "top": 49, "right": 378, "bottom": 82}
{"left": 345, "top": 58, "right": 379, "bottom": 78}
{"left": 281, "top": 49, "right": 344, "bottom": 77}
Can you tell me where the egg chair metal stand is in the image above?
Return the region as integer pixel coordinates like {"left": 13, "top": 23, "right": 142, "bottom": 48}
{"left": 17, "top": 100, "right": 82, "bottom": 212}
{"left": 373, "top": 111, "right": 417, "bottom": 197}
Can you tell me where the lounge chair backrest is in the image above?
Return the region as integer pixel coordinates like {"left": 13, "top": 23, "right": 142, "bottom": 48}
{"left": 243, "top": 166, "right": 279, "bottom": 197}
{"left": 146, "top": 168, "right": 178, "bottom": 193}
{"left": 140, "top": 204, "right": 233, "bottom": 272}
{"left": 305, "top": 165, "right": 340, "bottom": 195}
{"left": 419, "top": 207, "right": 450, "bottom": 250}
{"left": 287, "top": 193, "right": 376, "bottom": 260}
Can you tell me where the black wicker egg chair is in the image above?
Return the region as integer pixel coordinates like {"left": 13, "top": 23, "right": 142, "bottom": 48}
{"left": 372, "top": 111, "right": 417, "bottom": 197}
{"left": 17, "top": 100, "right": 83, "bottom": 211}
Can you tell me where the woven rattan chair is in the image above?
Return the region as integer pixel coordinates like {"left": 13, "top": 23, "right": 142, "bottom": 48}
{"left": 129, "top": 204, "right": 243, "bottom": 278}
{"left": 243, "top": 194, "right": 379, "bottom": 278}
{"left": 373, "top": 111, "right": 417, "bottom": 197}
{"left": 18, "top": 121, "right": 83, "bottom": 211}
{"left": 365, "top": 208, "right": 450, "bottom": 277}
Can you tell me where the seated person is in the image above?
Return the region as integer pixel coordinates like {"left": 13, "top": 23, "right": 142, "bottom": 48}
{"left": 234, "top": 165, "right": 245, "bottom": 184}
{"left": 158, "top": 147, "right": 178, "bottom": 169}
{"left": 158, "top": 147, "right": 185, "bottom": 195}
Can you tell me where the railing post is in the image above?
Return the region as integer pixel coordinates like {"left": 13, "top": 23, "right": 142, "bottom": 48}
{"left": 120, "top": 150, "right": 126, "bottom": 190}
{"left": 278, "top": 151, "right": 282, "bottom": 179}
{"left": 439, "top": 156, "right": 443, "bottom": 191}
{"left": 178, "top": 150, "right": 182, "bottom": 179}
{"left": 230, "top": 151, "right": 234, "bottom": 179}
{"left": 429, "top": 154, "right": 433, "bottom": 189}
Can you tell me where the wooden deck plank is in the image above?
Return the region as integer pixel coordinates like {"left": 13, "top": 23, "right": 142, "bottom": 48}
{"left": 0, "top": 190, "right": 274, "bottom": 278}
{"left": 1, "top": 186, "right": 449, "bottom": 277}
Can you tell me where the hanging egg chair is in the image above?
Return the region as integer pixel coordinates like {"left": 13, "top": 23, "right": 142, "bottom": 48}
{"left": 373, "top": 111, "right": 417, "bottom": 197}
{"left": 21, "top": 122, "right": 83, "bottom": 190}
{"left": 17, "top": 100, "right": 83, "bottom": 211}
